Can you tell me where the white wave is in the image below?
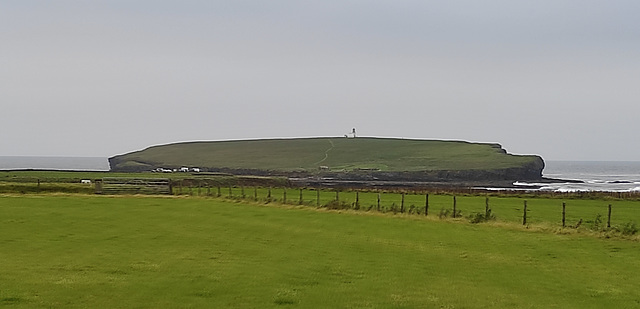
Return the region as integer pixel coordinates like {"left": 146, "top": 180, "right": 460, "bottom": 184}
{"left": 539, "top": 185, "right": 561, "bottom": 191}
{"left": 513, "top": 181, "right": 540, "bottom": 187}
{"left": 586, "top": 179, "right": 608, "bottom": 184}
{"left": 481, "top": 187, "right": 533, "bottom": 191}
{"left": 555, "top": 188, "right": 591, "bottom": 193}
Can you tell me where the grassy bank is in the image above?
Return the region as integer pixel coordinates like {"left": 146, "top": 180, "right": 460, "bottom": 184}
{"left": 1, "top": 195, "right": 639, "bottom": 308}
{"left": 0, "top": 171, "right": 288, "bottom": 194}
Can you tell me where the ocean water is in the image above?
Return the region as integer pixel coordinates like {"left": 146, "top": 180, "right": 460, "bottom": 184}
{"left": 0, "top": 156, "right": 110, "bottom": 171}
{"left": 530, "top": 161, "right": 640, "bottom": 192}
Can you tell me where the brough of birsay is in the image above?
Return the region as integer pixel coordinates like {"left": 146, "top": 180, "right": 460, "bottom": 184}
{"left": 3, "top": 0, "right": 640, "bottom": 307}
{"left": 109, "top": 137, "right": 546, "bottom": 188}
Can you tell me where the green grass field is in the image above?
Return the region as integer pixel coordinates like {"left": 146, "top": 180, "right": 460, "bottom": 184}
{"left": 2, "top": 195, "right": 639, "bottom": 308}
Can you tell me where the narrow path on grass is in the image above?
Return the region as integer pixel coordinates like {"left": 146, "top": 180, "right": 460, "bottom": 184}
{"left": 312, "top": 139, "right": 335, "bottom": 166}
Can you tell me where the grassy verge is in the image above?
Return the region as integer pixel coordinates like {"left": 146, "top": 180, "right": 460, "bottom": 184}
{"left": 1, "top": 195, "right": 639, "bottom": 308}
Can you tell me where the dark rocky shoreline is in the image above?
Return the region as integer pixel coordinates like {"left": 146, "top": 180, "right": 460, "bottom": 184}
{"left": 109, "top": 160, "right": 552, "bottom": 190}
{"left": 289, "top": 176, "right": 582, "bottom": 190}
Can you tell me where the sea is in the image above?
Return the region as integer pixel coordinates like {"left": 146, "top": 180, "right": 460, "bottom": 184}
{"left": 0, "top": 157, "right": 639, "bottom": 192}
{"left": 525, "top": 161, "right": 640, "bottom": 193}
{"left": 0, "top": 156, "right": 110, "bottom": 171}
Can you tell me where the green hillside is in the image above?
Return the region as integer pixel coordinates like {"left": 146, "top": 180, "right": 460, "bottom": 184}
{"left": 109, "top": 138, "right": 544, "bottom": 178}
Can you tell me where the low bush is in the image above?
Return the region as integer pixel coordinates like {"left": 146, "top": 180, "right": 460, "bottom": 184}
{"left": 620, "top": 221, "right": 638, "bottom": 235}
{"left": 325, "top": 200, "right": 351, "bottom": 210}
{"left": 588, "top": 214, "right": 604, "bottom": 231}
{"left": 439, "top": 208, "right": 461, "bottom": 219}
{"left": 468, "top": 211, "right": 496, "bottom": 224}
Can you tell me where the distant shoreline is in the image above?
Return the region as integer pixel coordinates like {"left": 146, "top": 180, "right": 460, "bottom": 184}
{"left": 0, "top": 156, "right": 109, "bottom": 171}
{"left": 0, "top": 169, "right": 110, "bottom": 172}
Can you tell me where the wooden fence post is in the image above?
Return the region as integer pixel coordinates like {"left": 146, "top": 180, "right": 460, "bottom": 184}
{"left": 485, "top": 196, "right": 490, "bottom": 218}
{"left": 228, "top": 186, "right": 232, "bottom": 198}
{"left": 401, "top": 193, "right": 405, "bottom": 213}
{"left": 562, "top": 202, "right": 566, "bottom": 228}
{"left": 217, "top": 186, "right": 221, "bottom": 197}
{"left": 377, "top": 193, "right": 381, "bottom": 211}
{"left": 316, "top": 189, "right": 320, "bottom": 207}
{"left": 425, "top": 194, "right": 429, "bottom": 216}
{"left": 355, "top": 191, "right": 360, "bottom": 209}
{"left": 336, "top": 190, "right": 339, "bottom": 202}
{"left": 453, "top": 196, "right": 457, "bottom": 218}
{"left": 267, "top": 187, "right": 272, "bottom": 202}
{"left": 254, "top": 187, "right": 258, "bottom": 200}
{"left": 241, "top": 185, "right": 245, "bottom": 198}
{"left": 607, "top": 204, "right": 612, "bottom": 228}
{"left": 299, "top": 188, "right": 303, "bottom": 205}
{"left": 94, "top": 179, "right": 103, "bottom": 194}
{"left": 283, "top": 188, "right": 287, "bottom": 204}
{"left": 523, "top": 200, "right": 528, "bottom": 225}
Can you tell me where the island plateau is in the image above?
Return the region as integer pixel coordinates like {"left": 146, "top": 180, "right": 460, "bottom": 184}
{"left": 109, "top": 137, "right": 544, "bottom": 187}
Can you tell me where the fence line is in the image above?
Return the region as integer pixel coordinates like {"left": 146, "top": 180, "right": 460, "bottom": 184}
{"left": 164, "top": 183, "right": 640, "bottom": 232}
{"left": 4, "top": 178, "right": 639, "bottom": 233}
{"left": 96, "top": 178, "right": 171, "bottom": 195}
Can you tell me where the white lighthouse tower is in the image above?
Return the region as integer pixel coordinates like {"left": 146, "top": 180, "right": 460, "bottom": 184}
{"left": 345, "top": 128, "right": 357, "bottom": 138}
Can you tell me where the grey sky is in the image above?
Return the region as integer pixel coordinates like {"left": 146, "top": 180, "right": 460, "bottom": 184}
{"left": 2, "top": 1, "right": 639, "bottom": 160}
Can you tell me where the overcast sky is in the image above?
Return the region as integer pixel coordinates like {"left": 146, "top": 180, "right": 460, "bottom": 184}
{"left": 2, "top": 1, "right": 639, "bottom": 161}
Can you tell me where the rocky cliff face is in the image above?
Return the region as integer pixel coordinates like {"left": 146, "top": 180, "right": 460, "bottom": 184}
{"left": 308, "top": 156, "right": 545, "bottom": 182}
{"left": 108, "top": 156, "right": 155, "bottom": 172}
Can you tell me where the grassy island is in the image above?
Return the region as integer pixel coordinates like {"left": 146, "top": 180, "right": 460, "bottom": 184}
{"left": 108, "top": 137, "right": 544, "bottom": 182}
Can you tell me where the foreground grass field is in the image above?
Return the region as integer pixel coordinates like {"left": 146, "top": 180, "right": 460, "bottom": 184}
{"left": 1, "top": 195, "right": 640, "bottom": 308}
